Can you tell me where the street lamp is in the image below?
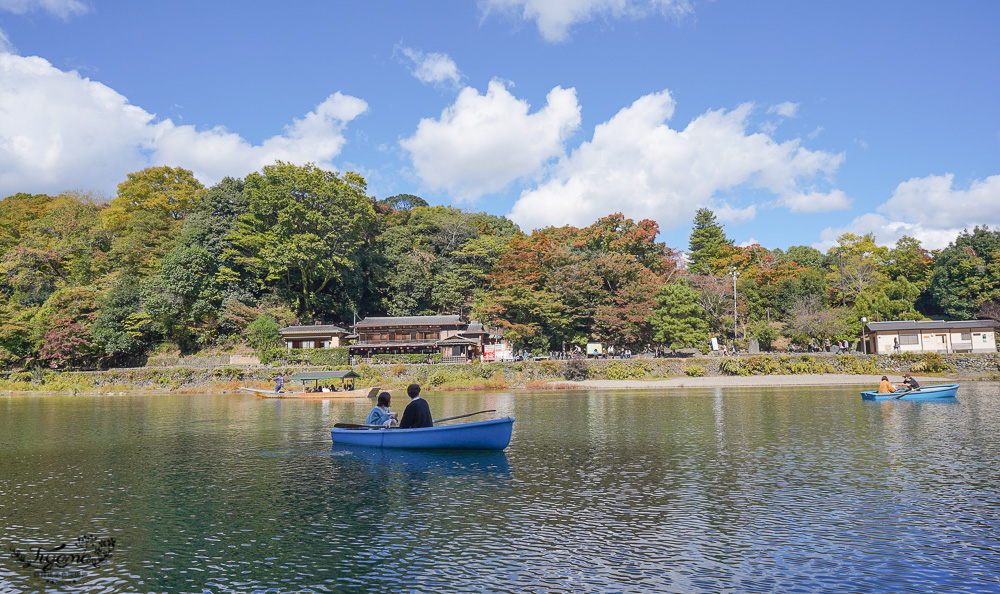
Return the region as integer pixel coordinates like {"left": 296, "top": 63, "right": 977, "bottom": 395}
{"left": 861, "top": 317, "right": 867, "bottom": 355}
{"left": 730, "top": 268, "right": 740, "bottom": 341}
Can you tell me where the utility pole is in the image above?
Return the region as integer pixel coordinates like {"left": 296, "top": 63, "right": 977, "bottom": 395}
{"left": 730, "top": 268, "right": 740, "bottom": 341}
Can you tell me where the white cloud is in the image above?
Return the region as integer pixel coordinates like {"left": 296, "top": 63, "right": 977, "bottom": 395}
{"left": 815, "top": 173, "right": 1000, "bottom": 251}
{"left": 0, "top": 0, "right": 89, "bottom": 19}
{"left": 480, "top": 0, "right": 693, "bottom": 42}
{"left": 781, "top": 189, "right": 851, "bottom": 213}
{"left": 768, "top": 101, "right": 799, "bottom": 118}
{"left": 507, "top": 90, "right": 848, "bottom": 231}
{"left": 0, "top": 53, "right": 367, "bottom": 197}
{"left": 879, "top": 173, "right": 1000, "bottom": 229}
{"left": 397, "top": 45, "right": 462, "bottom": 87}
{"left": 815, "top": 213, "right": 966, "bottom": 252}
{"left": 399, "top": 79, "right": 581, "bottom": 200}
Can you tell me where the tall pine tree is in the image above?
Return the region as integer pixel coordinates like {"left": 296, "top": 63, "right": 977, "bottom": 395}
{"left": 687, "top": 208, "right": 732, "bottom": 275}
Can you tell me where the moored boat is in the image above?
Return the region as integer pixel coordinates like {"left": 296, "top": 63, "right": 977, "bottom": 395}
{"left": 860, "top": 383, "right": 959, "bottom": 401}
{"left": 330, "top": 417, "right": 514, "bottom": 450}
{"left": 241, "top": 370, "right": 379, "bottom": 399}
{"left": 241, "top": 386, "right": 379, "bottom": 399}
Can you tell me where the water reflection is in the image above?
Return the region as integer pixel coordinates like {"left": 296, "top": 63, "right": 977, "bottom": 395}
{"left": 2, "top": 386, "right": 1000, "bottom": 593}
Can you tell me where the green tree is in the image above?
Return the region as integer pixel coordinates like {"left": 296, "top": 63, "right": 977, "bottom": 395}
{"left": 649, "top": 281, "right": 709, "bottom": 349}
{"left": 246, "top": 313, "right": 282, "bottom": 364}
{"left": 230, "top": 162, "right": 378, "bottom": 319}
{"left": 775, "top": 245, "right": 829, "bottom": 270}
{"left": 0, "top": 298, "right": 36, "bottom": 368}
{"left": 928, "top": 226, "right": 1000, "bottom": 318}
{"left": 103, "top": 166, "right": 204, "bottom": 226}
{"left": 91, "top": 276, "right": 156, "bottom": 367}
{"left": 826, "top": 233, "right": 890, "bottom": 306}
{"left": 688, "top": 208, "right": 733, "bottom": 275}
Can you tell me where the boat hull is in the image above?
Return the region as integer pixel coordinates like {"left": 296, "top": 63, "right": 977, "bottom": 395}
{"left": 331, "top": 417, "right": 514, "bottom": 450}
{"left": 241, "top": 387, "right": 379, "bottom": 399}
{"left": 861, "top": 383, "right": 959, "bottom": 401}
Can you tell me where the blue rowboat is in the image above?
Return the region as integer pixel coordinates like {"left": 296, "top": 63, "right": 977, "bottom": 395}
{"left": 860, "top": 383, "right": 959, "bottom": 401}
{"left": 331, "top": 417, "right": 514, "bottom": 450}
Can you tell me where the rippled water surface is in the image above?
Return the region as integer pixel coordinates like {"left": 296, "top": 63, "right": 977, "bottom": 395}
{"left": 2, "top": 384, "right": 1000, "bottom": 592}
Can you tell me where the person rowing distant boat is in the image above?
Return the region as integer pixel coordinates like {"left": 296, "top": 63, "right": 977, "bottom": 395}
{"left": 901, "top": 373, "right": 920, "bottom": 390}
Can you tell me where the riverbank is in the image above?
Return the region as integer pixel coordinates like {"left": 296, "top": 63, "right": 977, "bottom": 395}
{"left": 0, "top": 352, "right": 987, "bottom": 395}
{"left": 559, "top": 373, "right": 952, "bottom": 389}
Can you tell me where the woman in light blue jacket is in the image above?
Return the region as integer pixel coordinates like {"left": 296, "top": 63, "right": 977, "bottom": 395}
{"left": 365, "top": 392, "right": 398, "bottom": 427}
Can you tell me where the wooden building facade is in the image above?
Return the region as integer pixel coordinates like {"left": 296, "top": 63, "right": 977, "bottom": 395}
{"left": 350, "top": 315, "right": 499, "bottom": 363}
{"left": 279, "top": 324, "right": 350, "bottom": 350}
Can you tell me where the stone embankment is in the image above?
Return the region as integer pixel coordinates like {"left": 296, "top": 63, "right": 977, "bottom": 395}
{"left": 2, "top": 352, "right": 996, "bottom": 394}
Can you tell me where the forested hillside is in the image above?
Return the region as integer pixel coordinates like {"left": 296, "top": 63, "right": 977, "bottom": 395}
{"left": 3, "top": 162, "right": 999, "bottom": 370}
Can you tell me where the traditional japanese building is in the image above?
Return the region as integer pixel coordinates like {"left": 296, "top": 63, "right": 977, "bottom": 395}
{"left": 350, "top": 315, "right": 503, "bottom": 363}
{"left": 278, "top": 324, "right": 350, "bottom": 350}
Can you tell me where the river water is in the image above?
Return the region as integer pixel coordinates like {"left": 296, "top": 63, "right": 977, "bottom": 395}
{"left": 1, "top": 384, "right": 999, "bottom": 593}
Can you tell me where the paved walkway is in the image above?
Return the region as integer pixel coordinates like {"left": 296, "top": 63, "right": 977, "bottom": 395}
{"left": 559, "top": 373, "right": 954, "bottom": 389}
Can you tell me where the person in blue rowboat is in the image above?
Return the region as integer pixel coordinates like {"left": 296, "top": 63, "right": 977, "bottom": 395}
{"left": 877, "top": 376, "right": 896, "bottom": 393}
{"left": 366, "top": 392, "right": 399, "bottom": 427}
{"left": 901, "top": 373, "right": 920, "bottom": 390}
{"left": 398, "top": 383, "right": 433, "bottom": 429}
{"left": 273, "top": 374, "right": 284, "bottom": 393}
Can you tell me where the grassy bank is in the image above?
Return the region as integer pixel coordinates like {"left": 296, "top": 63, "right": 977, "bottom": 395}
{"left": 2, "top": 351, "right": 994, "bottom": 395}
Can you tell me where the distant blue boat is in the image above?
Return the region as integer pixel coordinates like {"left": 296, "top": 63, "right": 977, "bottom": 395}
{"left": 331, "top": 417, "right": 514, "bottom": 450}
{"left": 861, "top": 383, "right": 959, "bottom": 401}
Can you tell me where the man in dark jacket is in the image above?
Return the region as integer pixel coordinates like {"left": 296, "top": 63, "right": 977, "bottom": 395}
{"left": 399, "top": 383, "right": 433, "bottom": 428}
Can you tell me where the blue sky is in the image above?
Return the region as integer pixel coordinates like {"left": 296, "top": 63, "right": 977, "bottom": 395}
{"left": 1, "top": 0, "right": 998, "bottom": 252}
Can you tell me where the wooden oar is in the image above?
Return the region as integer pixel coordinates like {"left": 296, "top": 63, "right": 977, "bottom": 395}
{"left": 892, "top": 388, "right": 915, "bottom": 400}
{"left": 333, "top": 422, "right": 389, "bottom": 429}
{"left": 433, "top": 409, "right": 496, "bottom": 424}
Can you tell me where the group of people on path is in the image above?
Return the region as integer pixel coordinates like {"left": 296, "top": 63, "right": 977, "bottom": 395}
{"left": 877, "top": 373, "right": 920, "bottom": 393}
{"left": 365, "top": 383, "right": 432, "bottom": 429}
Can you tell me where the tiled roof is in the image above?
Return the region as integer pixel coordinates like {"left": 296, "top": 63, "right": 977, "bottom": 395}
{"left": 354, "top": 315, "right": 463, "bottom": 328}
{"left": 866, "top": 320, "right": 999, "bottom": 331}
{"left": 280, "top": 324, "right": 348, "bottom": 335}
{"left": 437, "top": 336, "right": 479, "bottom": 345}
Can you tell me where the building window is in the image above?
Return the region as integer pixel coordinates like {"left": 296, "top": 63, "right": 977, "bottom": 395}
{"left": 899, "top": 333, "right": 919, "bottom": 346}
{"left": 961, "top": 332, "right": 972, "bottom": 341}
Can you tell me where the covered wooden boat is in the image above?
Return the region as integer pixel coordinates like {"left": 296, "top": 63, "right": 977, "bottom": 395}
{"left": 860, "top": 383, "right": 959, "bottom": 401}
{"left": 241, "top": 386, "right": 379, "bottom": 399}
{"left": 331, "top": 417, "right": 514, "bottom": 450}
{"left": 241, "top": 370, "right": 378, "bottom": 399}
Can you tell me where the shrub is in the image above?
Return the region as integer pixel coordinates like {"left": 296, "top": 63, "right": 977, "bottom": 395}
{"left": 685, "top": 364, "right": 706, "bottom": 377}
{"left": 920, "top": 352, "right": 951, "bottom": 373}
{"left": 718, "top": 358, "right": 744, "bottom": 376}
{"left": 836, "top": 355, "right": 881, "bottom": 375}
{"left": 600, "top": 360, "right": 652, "bottom": 380}
{"left": 371, "top": 353, "right": 442, "bottom": 364}
{"left": 563, "top": 359, "right": 590, "bottom": 381}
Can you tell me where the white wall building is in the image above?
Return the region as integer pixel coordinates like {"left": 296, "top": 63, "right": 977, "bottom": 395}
{"left": 865, "top": 320, "right": 999, "bottom": 354}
